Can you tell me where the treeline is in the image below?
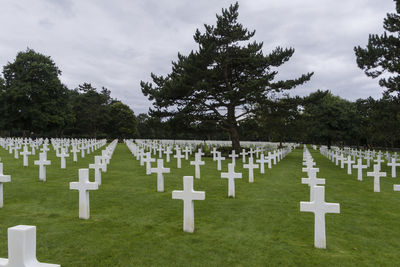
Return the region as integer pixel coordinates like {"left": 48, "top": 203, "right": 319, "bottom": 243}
{"left": 137, "top": 90, "right": 400, "bottom": 148}
{"left": 0, "top": 49, "right": 138, "bottom": 139}
{"left": 1, "top": 49, "right": 398, "bottom": 148}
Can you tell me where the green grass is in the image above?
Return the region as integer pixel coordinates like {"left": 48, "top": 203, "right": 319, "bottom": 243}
{"left": 0, "top": 144, "right": 399, "bottom": 266}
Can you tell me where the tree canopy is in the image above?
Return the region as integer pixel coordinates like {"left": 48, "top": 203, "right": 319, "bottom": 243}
{"left": 354, "top": 0, "right": 400, "bottom": 94}
{"left": 0, "top": 48, "right": 138, "bottom": 139}
{"left": 141, "top": 2, "right": 313, "bottom": 151}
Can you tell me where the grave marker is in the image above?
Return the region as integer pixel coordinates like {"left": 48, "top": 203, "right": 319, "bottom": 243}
{"left": 300, "top": 186, "right": 340, "bottom": 249}
{"left": 172, "top": 176, "right": 205, "bottom": 233}
{"left": 69, "top": 169, "right": 98, "bottom": 219}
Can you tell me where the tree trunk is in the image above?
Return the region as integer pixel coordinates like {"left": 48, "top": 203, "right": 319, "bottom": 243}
{"left": 229, "top": 125, "right": 241, "bottom": 152}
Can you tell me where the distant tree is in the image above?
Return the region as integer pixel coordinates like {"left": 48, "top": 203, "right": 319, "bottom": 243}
{"left": 107, "top": 101, "right": 138, "bottom": 139}
{"left": 255, "top": 95, "right": 303, "bottom": 145}
{"left": 302, "top": 90, "right": 359, "bottom": 147}
{"left": 141, "top": 2, "right": 313, "bottom": 151}
{"left": 1, "top": 48, "right": 71, "bottom": 135}
{"left": 354, "top": 0, "right": 400, "bottom": 94}
{"left": 70, "top": 83, "right": 112, "bottom": 138}
{"left": 357, "top": 94, "right": 400, "bottom": 147}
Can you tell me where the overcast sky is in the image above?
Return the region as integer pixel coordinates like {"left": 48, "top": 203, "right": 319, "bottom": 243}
{"left": 0, "top": 0, "right": 395, "bottom": 114}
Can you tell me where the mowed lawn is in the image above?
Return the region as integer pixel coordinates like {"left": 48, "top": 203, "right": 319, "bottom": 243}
{"left": 0, "top": 144, "right": 399, "bottom": 266}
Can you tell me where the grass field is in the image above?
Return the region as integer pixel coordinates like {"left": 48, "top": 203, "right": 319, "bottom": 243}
{"left": 0, "top": 144, "right": 399, "bottom": 266}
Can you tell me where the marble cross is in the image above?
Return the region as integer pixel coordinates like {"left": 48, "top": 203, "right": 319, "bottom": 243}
{"left": 173, "top": 149, "right": 185, "bottom": 169}
{"left": 229, "top": 150, "right": 239, "bottom": 166}
{"left": 215, "top": 152, "right": 225, "bottom": 171}
{"left": 256, "top": 153, "right": 267, "bottom": 174}
{"left": 34, "top": 152, "right": 51, "bottom": 182}
{"left": 387, "top": 157, "right": 400, "bottom": 178}
{"left": 211, "top": 147, "right": 218, "bottom": 161}
{"left": 71, "top": 145, "right": 79, "bottom": 162}
{"left": 70, "top": 169, "right": 99, "bottom": 219}
{"left": 374, "top": 155, "right": 384, "bottom": 170}
{"left": 172, "top": 176, "right": 205, "bottom": 233}
{"left": 89, "top": 156, "right": 104, "bottom": 185}
{"left": 301, "top": 171, "right": 325, "bottom": 201}
{"left": 300, "top": 186, "right": 340, "bottom": 249}
{"left": 165, "top": 146, "right": 172, "bottom": 162}
{"left": 367, "top": 164, "right": 387, "bottom": 192}
{"left": 190, "top": 153, "right": 205, "bottom": 179}
{"left": 240, "top": 149, "right": 248, "bottom": 163}
{"left": 352, "top": 158, "right": 367, "bottom": 181}
{"left": 144, "top": 152, "right": 156, "bottom": 175}
{"left": 56, "top": 147, "right": 69, "bottom": 169}
{"left": 0, "top": 163, "right": 11, "bottom": 208}
{"left": 20, "top": 145, "right": 31, "bottom": 167}
{"left": 183, "top": 146, "right": 191, "bottom": 160}
{"left": 343, "top": 156, "right": 355, "bottom": 175}
{"left": 151, "top": 159, "right": 170, "bottom": 192}
{"left": 0, "top": 225, "right": 60, "bottom": 267}
{"left": 243, "top": 157, "right": 259, "bottom": 183}
{"left": 221, "top": 163, "right": 242, "bottom": 197}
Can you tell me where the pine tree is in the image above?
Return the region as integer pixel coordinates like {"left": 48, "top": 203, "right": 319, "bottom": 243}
{"left": 141, "top": 2, "right": 313, "bottom": 151}
{"left": 354, "top": 0, "right": 400, "bottom": 94}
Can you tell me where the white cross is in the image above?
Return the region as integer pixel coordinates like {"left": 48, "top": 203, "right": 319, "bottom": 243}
{"left": 172, "top": 176, "right": 205, "bottom": 233}
{"left": 243, "top": 157, "right": 259, "bottom": 183}
{"left": 151, "top": 159, "right": 170, "bottom": 192}
{"left": 365, "top": 153, "right": 373, "bottom": 167}
{"left": 303, "top": 160, "right": 315, "bottom": 169}
{"left": 367, "top": 164, "right": 386, "bottom": 192}
{"left": 215, "top": 152, "right": 225, "bottom": 171}
{"left": 256, "top": 153, "right": 267, "bottom": 174}
{"left": 266, "top": 152, "right": 272, "bottom": 169}
{"left": 374, "top": 155, "right": 384, "bottom": 170}
{"left": 183, "top": 146, "right": 191, "bottom": 160}
{"left": 211, "top": 147, "right": 218, "bottom": 161}
{"left": 240, "top": 149, "right": 248, "bottom": 163}
{"left": 56, "top": 147, "right": 69, "bottom": 169}
{"left": 302, "top": 166, "right": 320, "bottom": 179}
{"left": 229, "top": 150, "right": 239, "bottom": 166}
{"left": 89, "top": 156, "right": 104, "bottom": 185}
{"left": 13, "top": 145, "right": 19, "bottom": 159}
{"left": 34, "top": 152, "right": 51, "bottom": 182}
{"left": 173, "top": 149, "right": 185, "bottom": 169}
{"left": 339, "top": 154, "right": 345, "bottom": 169}
{"left": 165, "top": 146, "right": 172, "bottom": 162}
{"left": 335, "top": 153, "right": 342, "bottom": 166}
{"left": 0, "top": 163, "right": 11, "bottom": 208}
{"left": 300, "top": 186, "right": 340, "bottom": 249}
{"left": 343, "top": 156, "right": 355, "bottom": 175}
{"left": 272, "top": 151, "right": 277, "bottom": 165}
{"left": 20, "top": 145, "right": 31, "bottom": 167}
{"left": 70, "top": 169, "right": 98, "bottom": 219}
{"left": 248, "top": 148, "right": 255, "bottom": 158}
{"left": 0, "top": 225, "right": 60, "bottom": 267}
{"left": 301, "top": 171, "right": 325, "bottom": 201}
{"left": 221, "top": 163, "right": 242, "bottom": 197}
{"left": 352, "top": 158, "right": 368, "bottom": 181}
{"left": 158, "top": 145, "right": 164, "bottom": 158}
{"left": 387, "top": 157, "right": 400, "bottom": 178}
{"left": 144, "top": 152, "right": 156, "bottom": 174}
{"left": 190, "top": 153, "right": 205, "bottom": 179}
{"left": 71, "top": 145, "right": 79, "bottom": 162}
{"left": 79, "top": 143, "right": 86, "bottom": 158}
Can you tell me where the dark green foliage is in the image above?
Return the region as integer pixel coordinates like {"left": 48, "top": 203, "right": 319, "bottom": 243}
{"left": 1, "top": 48, "right": 72, "bottom": 135}
{"left": 0, "top": 49, "right": 138, "bottom": 139}
{"left": 107, "top": 101, "right": 138, "bottom": 139}
{"left": 354, "top": 0, "right": 400, "bottom": 94}
{"left": 141, "top": 2, "right": 313, "bottom": 151}
{"left": 302, "top": 90, "right": 360, "bottom": 147}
